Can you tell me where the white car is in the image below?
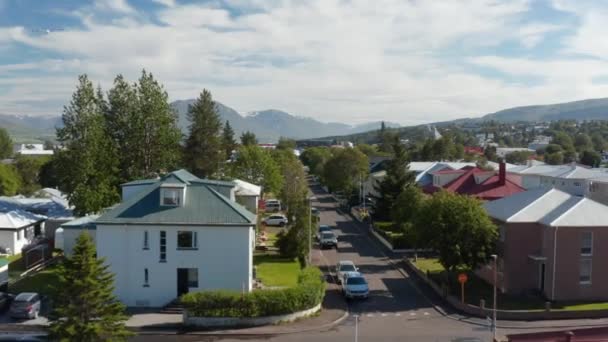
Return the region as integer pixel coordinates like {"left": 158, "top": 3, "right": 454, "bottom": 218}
{"left": 319, "top": 231, "right": 338, "bottom": 249}
{"left": 265, "top": 199, "right": 282, "bottom": 212}
{"left": 316, "top": 225, "right": 332, "bottom": 241}
{"left": 342, "top": 272, "right": 369, "bottom": 299}
{"left": 263, "top": 214, "right": 288, "bottom": 227}
{"left": 336, "top": 260, "right": 358, "bottom": 284}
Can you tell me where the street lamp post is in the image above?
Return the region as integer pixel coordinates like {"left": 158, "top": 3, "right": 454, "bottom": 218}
{"left": 491, "top": 254, "right": 498, "bottom": 341}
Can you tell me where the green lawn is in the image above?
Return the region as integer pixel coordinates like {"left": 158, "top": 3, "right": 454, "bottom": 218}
{"left": 9, "top": 264, "right": 61, "bottom": 298}
{"left": 253, "top": 254, "right": 300, "bottom": 287}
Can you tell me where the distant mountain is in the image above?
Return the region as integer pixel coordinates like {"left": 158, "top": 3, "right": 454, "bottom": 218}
{"left": 481, "top": 97, "right": 608, "bottom": 122}
{"left": 170, "top": 100, "right": 400, "bottom": 143}
{"left": 0, "top": 114, "right": 60, "bottom": 142}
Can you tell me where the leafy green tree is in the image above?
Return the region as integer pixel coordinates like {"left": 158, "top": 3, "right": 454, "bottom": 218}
{"left": 276, "top": 202, "right": 310, "bottom": 267}
{"left": 580, "top": 150, "right": 602, "bottom": 167}
{"left": 49, "top": 233, "right": 132, "bottom": 341}
{"left": 276, "top": 137, "right": 296, "bottom": 150}
{"left": 591, "top": 133, "right": 606, "bottom": 152}
{"left": 505, "top": 150, "right": 533, "bottom": 165}
{"left": 133, "top": 70, "right": 182, "bottom": 178}
{"left": 574, "top": 133, "right": 593, "bottom": 153}
{"left": 222, "top": 120, "right": 237, "bottom": 161}
{"left": 415, "top": 191, "right": 497, "bottom": 272}
{"left": 552, "top": 131, "right": 574, "bottom": 150}
{"left": 230, "top": 145, "right": 283, "bottom": 194}
{"left": 372, "top": 141, "right": 415, "bottom": 221}
{"left": 55, "top": 75, "right": 119, "bottom": 215}
{"left": 355, "top": 144, "right": 379, "bottom": 157}
{"left": 545, "top": 144, "right": 562, "bottom": 154}
{"left": 184, "top": 89, "right": 223, "bottom": 179}
{"left": 0, "top": 164, "right": 21, "bottom": 196}
{"left": 544, "top": 152, "right": 564, "bottom": 165}
{"left": 300, "top": 147, "right": 332, "bottom": 180}
{"left": 563, "top": 147, "right": 577, "bottom": 163}
{"left": 14, "top": 155, "right": 49, "bottom": 195}
{"left": 483, "top": 145, "right": 497, "bottom": 162}
{"left": 0, "top": 128, "right": 13, "bottom": 159}
{"left": 39, "top": 157, "right": 61, "bottom": 189}
{"left": 323, "top": 148, "right": 368, "bottom": 196}
{"left": 240, "top": 131, "right": 258, "bottom": 146}
{"left": 392, "top": 185, "right": 424, "bottom": 225}
{"left": 277, "top": 151, "right": 309, "bottom": 212}
{"left": 43, "top": 140, "right": 54, "bottom": 151}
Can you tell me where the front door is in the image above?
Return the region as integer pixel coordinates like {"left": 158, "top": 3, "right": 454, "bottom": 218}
{"left": 177, "top": 268, "right": 189, "bottom": 297}
{"left": 539, "top": 263, "right": 546, "bottom": 293}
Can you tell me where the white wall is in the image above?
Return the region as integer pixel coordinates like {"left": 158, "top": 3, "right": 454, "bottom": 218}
{"left": 0, "top": 230, "right": 17, "bottom": 255}
{"left": 96, "top": 224, "right": 254, "bottom": 307}
{"left": 0, "top": 225, "right": 41, "bottom": 255}
{"left": 62, "top": 229, "right": 96, "bottom": 256}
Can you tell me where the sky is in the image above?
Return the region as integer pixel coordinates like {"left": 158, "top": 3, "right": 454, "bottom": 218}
{"left": 1, "top": 0, "right": 608, "bottom": 125}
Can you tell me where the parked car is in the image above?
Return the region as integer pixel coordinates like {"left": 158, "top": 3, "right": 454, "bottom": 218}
{"left": 311, "top": 207, "right": 320, "bottom": 217}
{"left": 336, "top": 260, "right": 358, "bottom": 284}
{"left": 265, "top": 199, "right": 282, "bottom": 212}
{"left": 0, "top": 292, "right": 13, "bottom": 311}
{"left": 10, "top": 292, "right": 41, "bottom": 319}
{"left": 342, "top": 272, "right": 369, "bottom": 299}
{"left": 316, "top": 225, "right": 332, "bottom": 241}
{"left": 263, "top": 214, "right": 288, "bottom": 227}
{"left": 319, "top": 231, "right": 338, "bottom": 249}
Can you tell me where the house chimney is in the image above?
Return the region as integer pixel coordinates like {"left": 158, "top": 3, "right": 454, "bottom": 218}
{"left": 499, "top": 161, "right": 506, "bottom": 186}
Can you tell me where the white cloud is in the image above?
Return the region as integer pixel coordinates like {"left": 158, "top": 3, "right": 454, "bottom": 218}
{"left": 152, "top": 0, "right": 176, "bottom": 7}
{"left": 94, "top": 0, "right": 135, "bottom": 14}
{"left": 0, "top": 0, "right": 604, "bottom": 124}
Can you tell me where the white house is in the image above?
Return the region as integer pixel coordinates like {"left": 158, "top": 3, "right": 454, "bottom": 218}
{"left": 95, "top": 169, "right": 256, "bottom": 307}
{"left": 13, "top": 144, "right": 53, "bottom": 156}
{"left": 0, "top": 210, "right": 45, "bottom": 255}
{"left": 508, "top": 163, "right": 607, "bottom": 195}
{"left": 55, "top": 215, "right": 99, "bottom": 256}
{"left": 233, "top": 180, "right": 262, "bottom": 215}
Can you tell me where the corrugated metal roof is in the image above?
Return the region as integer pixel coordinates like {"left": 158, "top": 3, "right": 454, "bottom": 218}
{"left": 98, "top": 180, "right": 255, "bottom": 225}
{"left": 484, "top": 187, "right": 553, "bottom": 222}
{"left": 61, "top": 215, "right": 100, "bottom": 229}
{"left": 234, "top": 180, "right": 262, "bottom": 196}
{"left": 546, "top": 198, "right": 608, "bottom": 226}
{"left": 0, "top": 210, "right": 45, "bottom": 229}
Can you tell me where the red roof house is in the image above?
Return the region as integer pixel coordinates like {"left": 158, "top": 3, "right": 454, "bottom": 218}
{"left": 423, "top": 163, "right": 524, "bottom": 201}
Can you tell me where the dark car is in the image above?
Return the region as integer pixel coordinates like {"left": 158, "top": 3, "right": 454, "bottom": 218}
{"left": 0, "top": 292, "right": 13, "bottom": 311}
{"left": 10, "top": 293, "right": 41, "bottom": 319}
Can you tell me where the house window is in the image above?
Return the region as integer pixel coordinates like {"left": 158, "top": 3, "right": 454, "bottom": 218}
{"left": 160, "top": 231, "right": 166, "bottom": 262}
{"left": 143, "top": 268, "right": 149, "bottom": 287}
{"left": 187, "top": 268, "right": 198, "bottom": 288}
{"left": 580, "top": 259, "right": 592, "bottom": 284}
{"left": 581, "top": 232, "right": 593, "bottom": 256}
{"left": 177, "top": 231, "right": 197, "bottom": 249}
{"left": 143, "top": 231, "right": 149, "bottom": 250}
{"left": 574, "top": 182, "right": 581, "bottom": 187}
{"left": 161, "top": 188, "right": 182, "bottom": 206}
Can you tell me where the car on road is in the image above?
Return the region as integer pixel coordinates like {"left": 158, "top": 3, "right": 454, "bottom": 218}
{"left": 319, "top": 231, "right": 338, "bottom": 249}
{"left": 311, "top": 207, "right": 320, "bottom": 217}
{"left": 316, "top": 225, "right": 332, "bottom": 241}
{"left": 336, "top": 260, "right": 358, "bottom": 283}
{"left": 263, "top": 214, "right": 288, "bottom": 227}
{"left": 9, "top": 292, "right": 41, "bottom": 319}
{"left": 341, "top": 272, "right": 369, "bottom": 299}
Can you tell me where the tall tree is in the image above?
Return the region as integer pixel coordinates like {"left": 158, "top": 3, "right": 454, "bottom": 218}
{"left": 240, "top": 131, "right": 258, "bottom": 146}
{"left": 415, "top": 191, "right": 497, "bottom": 273}
{"left": 0, "top": 164, "right": 21, "bottom": 196}
{"left": 323, "top": 148, "right": 369, "bottom": 197}
{"left": 591, "top": 132, "right": 606, "bottom": 152}
{"left": 0, "top": 127, "right": 12, "bottom": 159}
{"left": 230, "top": 145, "right": 283, "bottom": 194}
{"left": 14, "top": 155, "right": 48, "bottom": 195}
{"left": 133, "top": 70, "right": 182, "bottom": 177}
{"left": 222, "top": 120, "right": 237, "bottom": 161}
{"left": 276, "top": 137, "right": 296, "bottom": 150}
{"left": 372, "top": 140, "right": 415, "bottom": 221}
{"left": 55, "top": 75, "right": 119, "bottom": 215}
{"left": 49, "top": 233, "right": 131, "bottom": 341}
{"left": 104, "top": 74, "right": 139, "bottom": 183}
{"left": 184, "top": 89, "right": 223, "bottom": 178}
{"left": 580, "top": 150, "right": 602, "bottom": 167}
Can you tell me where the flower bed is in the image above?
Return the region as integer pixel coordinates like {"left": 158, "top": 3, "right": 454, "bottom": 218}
{"left": 180, "top": 267, "right": 325, "bottom": 318}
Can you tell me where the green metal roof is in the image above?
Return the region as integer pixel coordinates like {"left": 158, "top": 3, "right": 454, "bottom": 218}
{"left": 98, "top": 172, "right": 255, "bottom": 225}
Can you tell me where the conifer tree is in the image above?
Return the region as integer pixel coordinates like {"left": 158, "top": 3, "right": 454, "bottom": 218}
{"left": 222, "top": 120, "right": 237, "bottom": 161}
{"left": 184, "top": 89, "right": 223, "bottom": 178}
{"left": 240, "top": 131, "right": 258, "bottom": 146}
{"left": 49, "top": 233, "right": 132, "bottom": 341}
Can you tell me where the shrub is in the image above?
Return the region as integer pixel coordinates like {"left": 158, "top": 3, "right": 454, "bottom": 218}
{"left": 373, "top": 221, "right": 397, "bottom": 233}
{"left": 181, "top": 267, "right": 325, "bottom": 318}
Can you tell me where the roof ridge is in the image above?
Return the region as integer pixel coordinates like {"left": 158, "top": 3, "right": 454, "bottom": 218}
{"left": 546, "top": 195, "right": 585, "bottom": 226}
{"left": 507, "top": 187, "right": 553, "bottom": 222}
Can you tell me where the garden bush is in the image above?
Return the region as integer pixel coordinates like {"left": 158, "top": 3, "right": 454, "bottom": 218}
{"left": 180, "top": 267, "right": 325, "bottom": 318}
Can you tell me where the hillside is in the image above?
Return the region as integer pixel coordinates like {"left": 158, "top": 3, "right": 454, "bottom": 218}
{"left": 481, "top": 97, "right": 608, "bottom": 122}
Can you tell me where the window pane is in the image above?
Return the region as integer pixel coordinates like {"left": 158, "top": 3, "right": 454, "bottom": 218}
{"left": 160, "top": 231, "right": 166, "bottom": 261}
{"left": 144, "top": 231, "right": 149, "bottom": 249}
{"left": 178, "top": 231, "right": 194, "bottom": 248}
{"left": 187, "top": 268, "right": 198, "bottom": 287}
{"left": 580, "top": 259, "right": 592, "bottom": 283}
{"left": 581, "top": 232, "right": 593, "bottom": 255}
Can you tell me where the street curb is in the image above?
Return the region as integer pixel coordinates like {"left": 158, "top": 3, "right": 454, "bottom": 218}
{"left": 134, "top": 309, "right": 350, "bottom": 336}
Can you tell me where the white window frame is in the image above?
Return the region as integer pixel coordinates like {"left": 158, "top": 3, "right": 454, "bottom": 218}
{"left": 580, "top": 258, "right": 592, "bottom": 285}
{"left": 177, "top": 231, "right": 198, "bottom": 250}
{"left": 161, "top": 188, "right": 182, "bottom": 206}
{"left": 581, "top": 232, "right": 593, "bottom": 256}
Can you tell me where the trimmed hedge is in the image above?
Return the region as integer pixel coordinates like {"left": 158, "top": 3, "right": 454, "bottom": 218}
{"left": 180, "top": 267, "right": 325, "bottom": 318}
{"left": 373, "top": 221, "right": 414, "bottom": 249}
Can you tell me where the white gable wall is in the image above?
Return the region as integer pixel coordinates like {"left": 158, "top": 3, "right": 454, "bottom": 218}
{"left": 96, "top": 224, "right": 254, "bottom": 307}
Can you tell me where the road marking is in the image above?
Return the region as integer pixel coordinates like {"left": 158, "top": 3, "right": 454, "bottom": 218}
{"left": 366, "top": 314, "right": 374, "bottom": 317}
{"left": 381, "top": 313, "right": 388, "bottom": 317}
{"left": 423, "top": 312, "right": 430, "bottom": 316}
{"left": 409, "top": 312, "right": 416, "bottom": 316}
{"left": 395, "top": 313, "right": 401, "bottom": 316}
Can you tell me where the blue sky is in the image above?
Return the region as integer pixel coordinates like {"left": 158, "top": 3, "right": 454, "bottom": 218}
{"left": 1, "top": 0, "right": 608, "bottom": 125}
